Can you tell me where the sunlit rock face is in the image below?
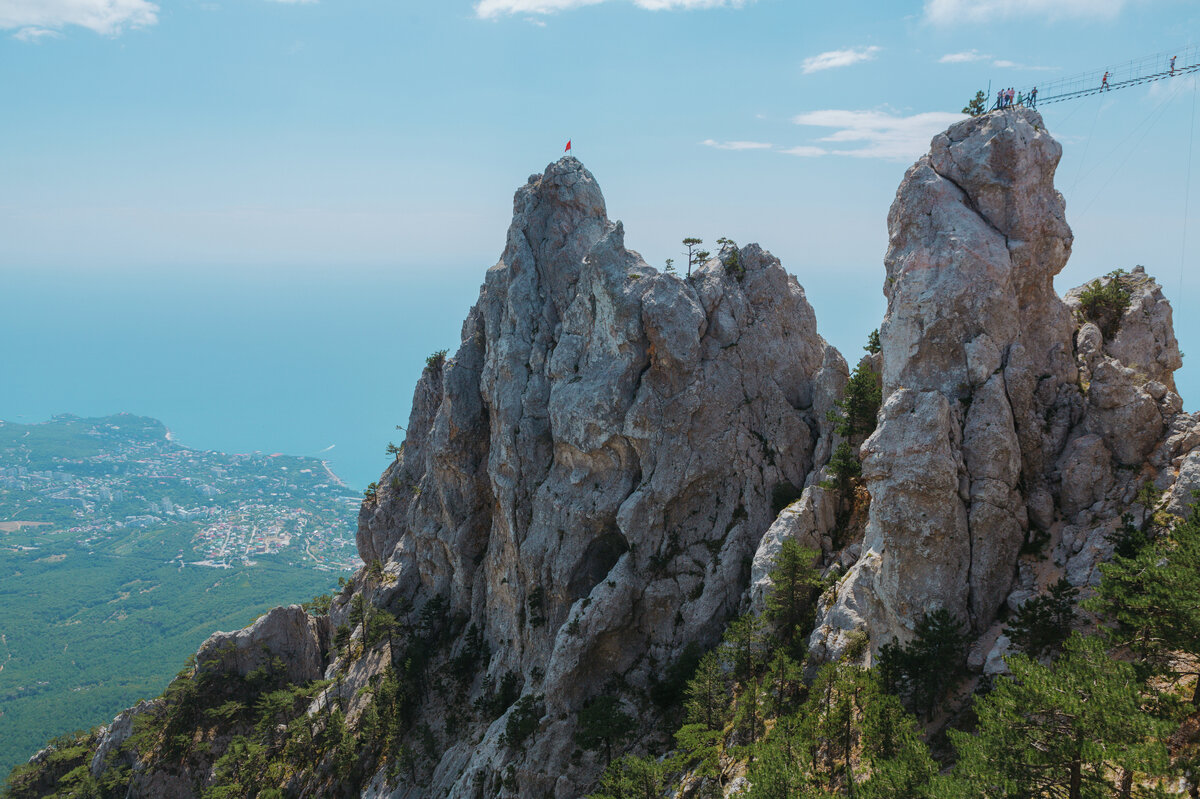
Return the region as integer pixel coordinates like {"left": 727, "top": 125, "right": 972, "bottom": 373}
{"left": 356, "top": 157, "right": 844, "bottom": 796}
{"left": 809, "top": 107, "right": 1194, "bottom": 667}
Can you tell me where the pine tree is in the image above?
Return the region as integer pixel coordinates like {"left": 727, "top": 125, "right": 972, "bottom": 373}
{"left": 1088, "top": 511, "right": 1200, "bottom": 700}
{"left": 685, "top": 651, "right": 730, "bottom": 731}
{"left": 1004, "top": 578, "right": 1078, "bottom": 658}
{"left": 877, "top": 609, "right": 967, "bottom": 719}
{"left": 830, "top": 360, "right": 882, "bottom": 441}
{"left": 577, "top": 695, "right": 636, "bottom": 763}
{"left": 765, "top": 539, "right": 824, "bottom": 656}
{"left": 962, "top": 90, "right": 987, "bottom": 116}
{"left": 590, "top": 754, "right": 668, "bottom": 799}
{"left": 747, "top": 664, "right": 936, "bottom": 799}
{"left": 946, "top": 634, "right": 1171, "bottom": 799}
{"left": 745, "top": 713, "right": 810, "bottom": 799}
{"left": 724, "top": 614, "right": 769, "bottom": 745}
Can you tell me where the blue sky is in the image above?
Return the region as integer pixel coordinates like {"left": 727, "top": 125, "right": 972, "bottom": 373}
{"left": 2, "top": 0, "right": 1199, "bottom": 488}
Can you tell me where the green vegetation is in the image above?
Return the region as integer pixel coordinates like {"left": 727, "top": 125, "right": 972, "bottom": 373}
{"left": 877, "top": 609, "right": 967, "bottom": 720}
{"left": 824, "top": 440, "right": 862, "bottom": 495}
{"left": 1003, "top": 578, "right": 1078, "bottom": 658}
{"left": 586, "top": 505, "right": 1200, "bottom": 799}
{"left": 682, "top": 238, "right": 704, "bottom": 275}
{"left": 1076, "top": 268, "right": 1133, "bottom": 338}
{"left": 764, "top": 539, "right": 823, "bottom": 658}
{"left": 962, "top": 90, "right": 987, "bottom": 116}
{"left": 821, "top": 341, "right": 882, "bottom": 501}
{"left": 830, "top": 358, "right": 883, "bottom": 441}
{"left": 1087, "top": 508, "right": 1200, "bottom": 699}
{"left": 0, "top": 415, "right": 354, "bottom": 778}
{"left": 945, "top": 634, "right": 1171, "bottom": 798}
{"left": 864, "top": 328, "right": 881, "bottom": 354}
{"left": 716, "top": 237, "right": 744, "bottom": 280}
{"left": 425, "top": 349, "right": 449, "bottom": 369}
{"left": 577, "top": 695, "right": 635, "bottom": 763}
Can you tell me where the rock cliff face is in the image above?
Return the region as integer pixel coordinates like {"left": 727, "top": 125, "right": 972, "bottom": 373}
{"left": 352, "top": 157, "right": 845, "bottom": 796}
{"left": 78, "top": 108, "right": 1200, "bottom": 799}
{"left": 809, "top": 107, "right": 1195, "bottom": 665}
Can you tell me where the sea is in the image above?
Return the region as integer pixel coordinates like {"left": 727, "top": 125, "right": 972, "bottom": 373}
{"left": 0, "top": 264, "right": 487, "bottom": 492}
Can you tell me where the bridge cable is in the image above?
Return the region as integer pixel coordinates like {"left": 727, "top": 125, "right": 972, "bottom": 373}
{"left": 1079, "top": 83, "right": 1184, "bottom": 217}
{"left": 1181, "top": 76, "right": 1197, "bottom": 304}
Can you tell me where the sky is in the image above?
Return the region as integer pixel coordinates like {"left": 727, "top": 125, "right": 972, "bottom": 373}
{"left": 2, "top": 0, "right": 1199, "bottom": 489}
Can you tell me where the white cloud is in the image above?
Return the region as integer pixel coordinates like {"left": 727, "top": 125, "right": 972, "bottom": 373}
{"left": 925, "top": 0, "right": 1126, "bottom": 25}
{"left": 701, "top": 139, "right": 773, "bottom": 150}
{"left": 940, "top": 49, "right": 989, "bottom": 63}
{"left": 13, "top": 26, "right": 61, "bottom": 40}
{"left": 780, "top": 145, "right": 827, "bottom": 157}
{"left": 801, "top": 45, "right": 881, "bottom": 74}
{"left": 992, "top": 59, "right": 1056, "bottom": 71}
{"left": 475, "top": 0, "right": 749, "bottom": 18}
{"left": 0, "top": 0, "right": 158, "bottom": 35}
{"left": 791, "top": 109, "right": 966, "bottom": 160}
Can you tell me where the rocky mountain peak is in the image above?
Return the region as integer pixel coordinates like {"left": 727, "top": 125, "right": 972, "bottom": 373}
{"left": 70, "top": 110, "right": 1200, "bottom": 799}
{"left": 347, "top": 156, "right": 846, "bottom": 795}
{"left": 811, "top": 108, "right": 1191, "bottom": 667}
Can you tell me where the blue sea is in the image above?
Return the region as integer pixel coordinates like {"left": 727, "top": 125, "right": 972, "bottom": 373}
{"left": 0, "top": 264, "right": 487, "bottom": 492}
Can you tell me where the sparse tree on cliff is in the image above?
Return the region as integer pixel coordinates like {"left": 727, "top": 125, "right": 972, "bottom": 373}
{"left": 962, "top": 90, "right": 987, "bottom": 116}
{"left": 577, "top": 695, "right": 636, "bottom": 763}
{"left": 683, "top": 237, "right": 703, "bottom": 275}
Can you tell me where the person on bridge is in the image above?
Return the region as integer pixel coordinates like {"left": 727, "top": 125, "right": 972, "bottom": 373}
{"left": 1030, "top": 86, "right": 1038, "bottom": 107}
{"left": 1101, "top": 71, "right": 1110, "bottom": 90}
{"left": 1171, "top": 55, "right": 1177, "bottom": 76}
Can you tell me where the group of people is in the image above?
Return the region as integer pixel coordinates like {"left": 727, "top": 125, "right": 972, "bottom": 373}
{"left": 990, "top": 53, "right": 1185, "bottom": 112}
{"left": 995, "top": 85, "right": 1037, "bottom": 110}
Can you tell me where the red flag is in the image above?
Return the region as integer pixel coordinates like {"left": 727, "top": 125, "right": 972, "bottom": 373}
{"left": 564, "top": 140, "right": 572, "bottom": 152}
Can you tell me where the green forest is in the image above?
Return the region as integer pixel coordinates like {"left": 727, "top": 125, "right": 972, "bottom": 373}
{"left": 584, "top": 509, "right": 1200, "bottom": 799}
{"left": 0, "top": 523, "right": 342, "bottom": 777}
{"left": 0, "top": 414, "right": 355, "bottom": 778}
{"left": 10, "top": 504, "right": 1200, "bottom": 798}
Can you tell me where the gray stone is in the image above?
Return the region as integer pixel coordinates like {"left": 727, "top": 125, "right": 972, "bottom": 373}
{"left": 352, "top": 158, "right": 843, "bottom": 796}
{"left": 195, "top": 605, "right": 331, "bottom": 685}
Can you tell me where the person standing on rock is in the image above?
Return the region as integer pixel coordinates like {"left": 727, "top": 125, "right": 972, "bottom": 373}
{"left": 996, "top": 88, "right": 1005, "bottom": 110}
{"left": 1030, "top": 86, "right": 1038, "bottom": 107}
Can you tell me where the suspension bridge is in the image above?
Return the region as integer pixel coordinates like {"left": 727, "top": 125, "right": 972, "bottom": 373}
{"left": 1007, "top": 44, "right": 1200, "bottom": 107}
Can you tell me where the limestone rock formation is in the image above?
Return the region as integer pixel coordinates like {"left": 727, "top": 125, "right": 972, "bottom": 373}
{"left": 75, "top": 109, "right": 1200, "bottom": 799}
{"left": 810, "top": 108, "right": 1197, "bottom": 667}
{"left": 349, "top": 157, "right": 845, "bottom": 796}
{"left": 196, "top": 605, "right": 332, "bottom": 685}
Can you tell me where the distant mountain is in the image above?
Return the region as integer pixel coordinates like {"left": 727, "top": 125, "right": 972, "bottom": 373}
{"left": 0, "top": 413, "right": 359, "bottom": 777}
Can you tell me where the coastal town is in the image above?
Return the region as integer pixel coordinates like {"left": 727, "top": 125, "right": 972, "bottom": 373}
{"left": 0, "top": 413, "right": 361, "bottom": 572}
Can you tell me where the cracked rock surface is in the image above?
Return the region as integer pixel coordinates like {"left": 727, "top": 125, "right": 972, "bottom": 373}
{"left": 810, "top": 107, "right": 1198, "bottom": 664}
{"left": 354, "top": 157, "right": 844, "bottom": 797}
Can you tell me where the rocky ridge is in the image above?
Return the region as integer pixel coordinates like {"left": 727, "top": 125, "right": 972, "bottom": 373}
{"left": 74, "top": 107, "right": 1200, "bottom": 799}
{"left": 350, "top": 156, "right": 846, "bottom": 796}
{"left": 809, "top": 108, "right": 1194, "bottom": 671}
